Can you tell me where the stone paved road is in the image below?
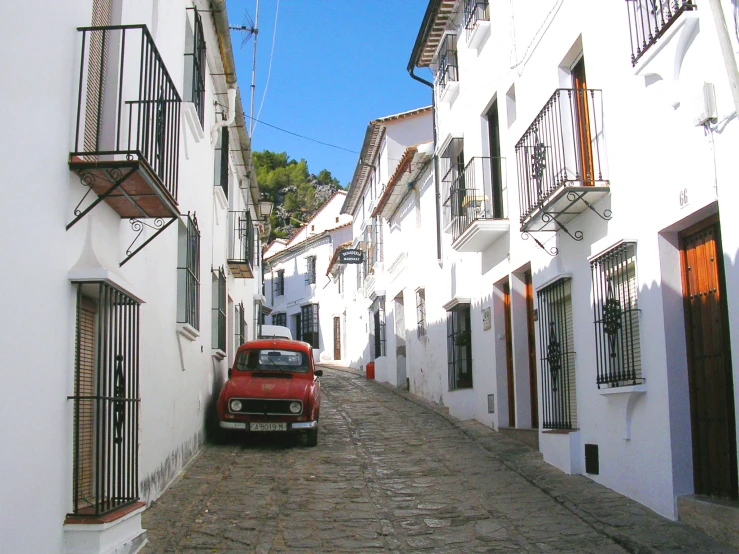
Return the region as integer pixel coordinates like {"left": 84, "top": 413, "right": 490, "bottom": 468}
{"left": 141, "top": 367, "right": 736, "bottom": 553}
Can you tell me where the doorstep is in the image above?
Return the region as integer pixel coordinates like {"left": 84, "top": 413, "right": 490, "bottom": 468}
{"left": 497, "top": 426, "right": 539, "bottom": 450}
{"left": 677, "top": 494, "right": 739, "bottom": 550}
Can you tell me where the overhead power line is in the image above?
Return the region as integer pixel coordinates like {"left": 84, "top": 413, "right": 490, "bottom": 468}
{"left": 243, "top": 113, "right": 360, "bottom": 154}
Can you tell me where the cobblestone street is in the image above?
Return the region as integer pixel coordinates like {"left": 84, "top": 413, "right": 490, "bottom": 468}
{"left": 141, "top": 368, "right": 736, "bottom": 553}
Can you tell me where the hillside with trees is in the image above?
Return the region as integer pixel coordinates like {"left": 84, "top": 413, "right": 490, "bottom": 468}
{"left": 253, "top": 150, "right": 344, "bottom": 243}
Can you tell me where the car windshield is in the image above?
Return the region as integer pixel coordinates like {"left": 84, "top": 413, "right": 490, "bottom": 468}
{"left": 235, "top": 349, "right": 310, "bottom": 373}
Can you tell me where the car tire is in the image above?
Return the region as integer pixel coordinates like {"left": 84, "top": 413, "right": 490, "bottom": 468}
{"left": 306, "top": 428, "right": 318, "bottom": 447}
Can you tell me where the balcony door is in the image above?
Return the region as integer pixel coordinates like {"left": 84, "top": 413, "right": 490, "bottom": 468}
{"left": 333, "top": 317, "right": 341, "bottom": 360}
{"left": 525, "top": 271, "right": 539, "bottom": 428}
{"left": 572, "top": 58, "right": 594, "bottom": 184}
{"left": 680, "top": 217, "right": 737, "bottom": 499}
{"left": 486, "top": 100, "right": 504, "bottom": 219}
{"left": 503, "top": 282, "right": 515, "bottom": 427}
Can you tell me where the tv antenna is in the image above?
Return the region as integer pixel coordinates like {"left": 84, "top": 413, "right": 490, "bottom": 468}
{"left": 230, "top": 0, "right": 260, "bottom": 134}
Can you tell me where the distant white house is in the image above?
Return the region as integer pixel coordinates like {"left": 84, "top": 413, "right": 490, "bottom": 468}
{"left": 0, "top": 1, "right": 266, "bottom": 552}
{"left": 264, "top": 192, "right": 352, "bottom": 362}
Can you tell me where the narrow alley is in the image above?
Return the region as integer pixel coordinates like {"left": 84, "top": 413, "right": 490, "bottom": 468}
{"left": 141, "top": 368, "right": 733, "bottom": 553}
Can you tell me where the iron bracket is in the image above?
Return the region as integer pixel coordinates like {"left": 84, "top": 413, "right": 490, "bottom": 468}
{"left": 120, "top": 217, "right": 178, "bottom": 267}
{"left": 67, "top": 167, "right": 137, "bottom": 231}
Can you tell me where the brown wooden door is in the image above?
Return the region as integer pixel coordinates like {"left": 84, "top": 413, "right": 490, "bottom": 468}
{"left": 572, "top": 58, "right": 593, "bottom": 184}
{"left": 525, "top": 271, "right": 539, "bottom": 428}
{"left": 333, "top": 317, "right": 341, "bottom": 360}
{"left": 680, "top": 217, "right": 737, "bottom": 499}
{"left": 504, "top": 282, "right": 515, "bottom": 427}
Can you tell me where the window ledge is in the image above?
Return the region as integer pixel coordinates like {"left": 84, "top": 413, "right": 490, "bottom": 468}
{"left": 183, "top": 102, "right": 205, "bottom": 143}
{"left": 599, "top": 384, "right": 646, "bottom": 440}
{"left": 214, "top": 186, "right": 228, "bottom": 211}
{"left": 211, "top": 349, "right": 226, "bottom": 361}
{"left": 64, "top": 502, "right": 146, "bottom": 554}
{"left": 177, "top": 323, "right": 200, "bottom": 342}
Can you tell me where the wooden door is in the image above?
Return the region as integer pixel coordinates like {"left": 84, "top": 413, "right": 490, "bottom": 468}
{"left": 333, "top": 316, "right": 341, "bottom": 360}
{"left": 572, "top": 58, "right": 593, "bottom": 184}
{"left": 680, "top": 217, "right": 737, "bottom": 499}
{"left": 525, "top": 271, "right": 539, "bottom": 428}
{"left": 504, "top": 282, "right": 515, "bottom": 427}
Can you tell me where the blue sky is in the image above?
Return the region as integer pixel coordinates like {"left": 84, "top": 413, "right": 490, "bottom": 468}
{"left": 226, "top": 0, "right": 433, "bottom": 187}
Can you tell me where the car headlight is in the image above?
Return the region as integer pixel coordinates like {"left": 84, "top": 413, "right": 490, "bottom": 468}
{"left": 230, "top": 399, "right": 243, "bottom": 412}
{"left": 289, "top": 401, "right": 301, "bottom": 414}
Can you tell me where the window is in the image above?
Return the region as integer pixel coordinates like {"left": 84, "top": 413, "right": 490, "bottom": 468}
{"left": 447, "top": 304, "right": 472, "bottom": 390}
{"left": 275, "top": 269, "right": 285, "bottom": 297}
{"left": 440, "top": 138, "right": 465, "bottom": 229}
{"left": 177, "top": 214, "right": 200, "bottom": 330}
{"left": 464, "top": 0, "right": 490, "bottom": 35}
{"left": 253, "top": 301, "right": 262, "bottom": 340}
{"left": 306, "top": 256, "right": 317, "bottom": 285}
{"left": 416, "top": 288, "right": 427, "bottom": 338}
{"left": 235, "top": 302, "right": 246, "bottom": 347}
{"left": 212, "top": 268, "right": 226, "bottom": 352}
{"left": 371, "top": 218, "right": 383, "bottom": 266}
{"left": 537, "top": 278, "right": 577, "bottom": 430}
{"left": 626, "top": 0, "right": 695, "bottom": 66}
{"left": 372, "top": 297, "right": 386, "bottom": 359}
{"left": 435, "top": 33, "right": 458, "bottom": 91}
{"left": 356, "top": 258, "right": 364, "bottom": 290}
{"left": 184, "top": 7, "right": 206, "bottom": 126}
{"left": 337, "top": 267, "right": 344, "bottom": 295}
{"left": 590, "top": 242, "right": 642, "bottom": 388}
{"left": 272, "top": 313, "right": 287, "bottom": 327}
{"left": 301, "top": 304, "right": 319, "bottom": 348}
{"left": 71, "top": 281, "right": 140, "bottom": 516}
{"left": 213, "top": 126, "right": 229, "bottom": 200}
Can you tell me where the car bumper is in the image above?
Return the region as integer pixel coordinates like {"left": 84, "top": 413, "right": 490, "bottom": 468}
{"left": 219, "top": 420, "right": 317, "bottom": 430}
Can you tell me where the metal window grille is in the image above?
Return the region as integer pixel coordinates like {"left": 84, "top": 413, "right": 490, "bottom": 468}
{"left": 212, "top": 268, "right": 226, "bottom": 351}
{"left": 275, "top": 269, "right": 285, "bottom": 296}
{"left": 214, "top": 126, "right": 229, "bottom": 200}
{"left": 272, "top": 313, "right": 286, "bottom": 327}
{"left": 71, "top": 282, "right": 140, "bottom": 516}
{"left": 373, "top": 218, "right": 383, "bottom": 264}
{"left": 73, "top": 25, "right": 181, "bottom": 196}
{"left": 236, "top": 301, "right": 245, "bottom": 346}
{"left": 184, "top": 8, "right": 206, "bottom": 126}
{"left": 372, "top": 297, "right": 386, "bottom": 359}
{"left": 591, "top": 242, "right": 643, "bottom": 388}
{"left": 228, "top": 210, "right": 254, "bottom": 271}
{"left": 447, "top": 304, "right": 473, "bottom": 390}
{"left": 301, "top": 304, "right": 319, "bottom": 348}
{"left": 253, "top": 301, "right": 261, "bottom": 341}
{"left": 464, "top": 0, "right": 490, "bottom": 37}
{"left": 537, "top": 278, "right": 577, "bottom": 429}
{"left": 177, "top": 213, "right": 200, "bottom": 330}
{"left": 440, "top": 138, "right": 464, "bottom": 230}
{"left": 625, "top": 0, "right": 695, "bottom": 66}
{"left": 435, "top": 34, "right": 459, "bottom": 92}
{"left": 416, "top": 288, "right": 427, "bottom": 338}
{"left": 356, "top": 257, "right": 364, "bottom": 290}
{"left": 306, "top": 256, "right": 317, "bottom": 285}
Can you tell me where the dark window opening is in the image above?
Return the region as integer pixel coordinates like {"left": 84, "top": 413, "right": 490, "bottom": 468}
{"left": 447, "top": 304, "right": 472, "bottom": 390}
{"left": 301, "top": 304, "right": 319, "bottom": 348}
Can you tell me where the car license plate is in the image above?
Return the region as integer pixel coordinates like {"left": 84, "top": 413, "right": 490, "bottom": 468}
{"left": 250, "top": 422, "right": 287, "bottom": 432}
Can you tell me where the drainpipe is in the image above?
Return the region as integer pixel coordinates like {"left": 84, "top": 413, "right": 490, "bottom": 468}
{"left": 408, "top": 67, "right": 443, "bottom": 267}
{"left": 211, "top": 86, "right": 237, "bottom": 146}
{"left": 706, "top": 0, "right": 739, "bottom": 117}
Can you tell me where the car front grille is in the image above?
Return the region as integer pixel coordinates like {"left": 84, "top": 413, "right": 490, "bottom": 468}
{"left": 231, "top": 398, "right": 303, "bottom": 415}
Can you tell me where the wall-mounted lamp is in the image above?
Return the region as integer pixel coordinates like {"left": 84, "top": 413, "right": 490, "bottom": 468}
{"left": 259, "top": 199, "right": 273, "bottom": 221}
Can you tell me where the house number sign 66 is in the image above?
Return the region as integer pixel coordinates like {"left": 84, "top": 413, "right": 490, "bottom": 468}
{"left": 679, "top": 188, "right": 689, "bottom": 208}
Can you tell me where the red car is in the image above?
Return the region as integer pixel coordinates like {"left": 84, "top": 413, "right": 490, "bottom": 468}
{"left": 217, "top": 339, "right": 322, "bottom": 446}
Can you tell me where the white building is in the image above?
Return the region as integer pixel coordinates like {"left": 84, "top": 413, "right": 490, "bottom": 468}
{"left": 0, "top": 0, "right": 267, "bottom": 552}
{"left": 387, "top": 0, "right": 739, "bottom": 537}
{"left": 338, "top": 108, "right": 435, "bottom": 381}
{"left": 263, "top": 192, "right": 352, "bottom": 362}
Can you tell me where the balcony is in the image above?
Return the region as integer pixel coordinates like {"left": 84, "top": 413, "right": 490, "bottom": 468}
{"left": 442, "top": 157, "right": 509, "bottom": 252}
{"left": 464, "top": 0, "right": 490, "bottom": 50}
{"left": 435, "top": 34, "right": 459, "bottom": 104}
{"left": 227, "top": 211, "right": 255, "bottom": 278}
{"left": 516, "top": 88, "right": 610, "bottom": 246}
{"left": 68, "top": 25, "right": 180, "bottom": 232}
{"left": 626, "top": 0, "right": 696, "bottom": 66}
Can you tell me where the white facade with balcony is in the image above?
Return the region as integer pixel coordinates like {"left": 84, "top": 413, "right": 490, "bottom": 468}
{"left": 0, "top": 0, "right": 265, "bottom": 552}
{"left": 397, "top": 0, "right": 739, "bottom": 534}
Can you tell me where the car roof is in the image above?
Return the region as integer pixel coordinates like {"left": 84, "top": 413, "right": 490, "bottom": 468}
{"left": 237, "top": 338, "right": 313, "bottom": 356}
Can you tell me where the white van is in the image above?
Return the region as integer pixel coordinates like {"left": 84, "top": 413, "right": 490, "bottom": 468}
{"left": 258, "top": 325, "right": 293, "bottom": 340}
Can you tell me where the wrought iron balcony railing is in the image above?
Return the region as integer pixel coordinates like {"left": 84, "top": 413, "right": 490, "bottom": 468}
{"left": 71, "top": 25, "right": 181, "bottom": 199}
{"left": 515, "top": 88, "right": 607, "bottom": 228}
{"left": 442, "top": 157, "right": 507, "bottom": 243}
{"left": 464, "top": 0, "right": 490, "bottom": 38}
{"left": 227, "top": 211, "right": 255, "bottom": 279}
{"left": 626, "top": 0, "right": 695, "bottom": 66}
{"left": 435, "top": 34, "right": 459, "bottom": 93}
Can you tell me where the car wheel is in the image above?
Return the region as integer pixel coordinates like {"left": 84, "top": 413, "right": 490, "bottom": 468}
{"left": 306, "top": 428, "right": 318, "bottom": 447}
